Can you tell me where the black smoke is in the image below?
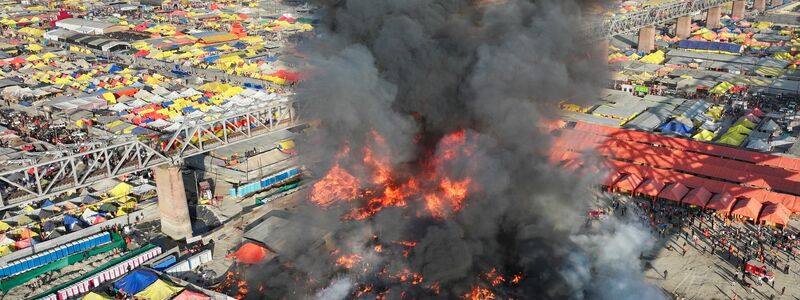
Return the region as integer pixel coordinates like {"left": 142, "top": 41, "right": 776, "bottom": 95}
{"left": 241, "top": 0, "right": 665, "bottom": 299}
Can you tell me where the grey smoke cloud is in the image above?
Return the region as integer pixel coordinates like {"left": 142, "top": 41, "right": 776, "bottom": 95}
{"left": 240, "top": 0, "right": 664, "bottom": 299}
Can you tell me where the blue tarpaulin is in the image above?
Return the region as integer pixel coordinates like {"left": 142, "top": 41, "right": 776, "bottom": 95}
{"left": 42, "top": 200, "right": 54, "bottom": 207}
{"left": 660, "top": 120, "right": 693, "bottom": 136}
{"left": 677, "top": 40, "right": 742, "bottom": 54}
{"left": 108, "top": 65, "right": 122, "bottom": 74}
{"left": 152, "top": 256, "right": 177, "bottom": 271}
{"left": 204, "top": 55, "right": 220, "bottom": 63}
{"left": 113, "top": 269, "right": 158, "bottom": 294}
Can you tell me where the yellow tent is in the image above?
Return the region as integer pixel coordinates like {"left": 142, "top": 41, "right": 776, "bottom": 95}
{"left": 26, "top": 44, "right": 43, "bottom": 52}
{"left": 0, "top": 221, "right": 10, "bottom": 231}
{"left": 692, "top": 129, "right": 716, "bottom": 141}
{"left": 25, "top": 54, "right": 41, "bottom": 61}
{"left": 102, "top": 93, "right": 116, "bottom": 104}
{"left": 82, "top": 292, "right": 115, "bottom": 300}
{"left": 718, "top": 133, "right": 745, "bottom": 146}
{"left": 134, "top": 280, "right": 183, "bottom": 300}
{"left": 735, "top": 119, "right": 757, "bottom": 129}
{"left": 109, "top": 182, "right": 133, "bottom": 198}
{"left": 41, "top": 52, "right": 58, "bottom": 60}
{"left": 0, "top": 245, "right": 13, "bottom": 257}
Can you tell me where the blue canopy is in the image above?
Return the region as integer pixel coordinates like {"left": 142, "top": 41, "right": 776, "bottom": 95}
{"left": 108, "top": 64, "right": 122, "bottom": 74}
{"left": 204, "top": 55, "right": 220, "bottom": 63}
{"left": 151, "top": 256, "right": 177, "bottom": 271}
{"left": 41, "top": 200, "right": 54, "bottom": 207}
{"left": 660, "top": 120, "right": 693, "bottom": 136}
{"left": 63, "top": 215, "right": 79, "bottom": 227}
{"left": 677, "top": 40, "right": 742, "bottom": 54}
{"left": 204, "top": 47, "right": 218, "bottom": 52}
{"left": 232, "top": 42, "right": 247, "bottom": 49}
{"left": 113, "top": 269, "right": 158, "bottom": 294}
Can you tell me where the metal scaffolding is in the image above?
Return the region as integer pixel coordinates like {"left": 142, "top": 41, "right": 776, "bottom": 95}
{"left": 0, "top": 101, "right": 300, "bottom": 210}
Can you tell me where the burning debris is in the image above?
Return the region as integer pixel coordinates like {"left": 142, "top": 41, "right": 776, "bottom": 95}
{"left": 233, "top": 0, "right": 663, "bottom": 299}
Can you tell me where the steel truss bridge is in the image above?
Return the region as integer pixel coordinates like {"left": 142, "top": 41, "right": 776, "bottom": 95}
{"left": 0, "top": 102, "right": 300, "bottom": 210}
{"left": 588, "top": 0, "right": 762, "bottom": 38}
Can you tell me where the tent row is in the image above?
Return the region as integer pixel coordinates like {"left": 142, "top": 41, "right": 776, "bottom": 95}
{"left": 605, "top": 171, "right": 791, "bottom": 226}
{"left": 38, "top": 246, "right": 163, "bottom": 300}
{"left": 0, "top": 232, "right": 111, "bottom": 278}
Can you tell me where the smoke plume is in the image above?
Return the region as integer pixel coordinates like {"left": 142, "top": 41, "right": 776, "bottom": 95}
{"left": 241, "top": 0, "right": 665, "bottom": 299}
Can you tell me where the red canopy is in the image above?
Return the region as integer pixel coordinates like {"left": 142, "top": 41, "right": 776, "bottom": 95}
{"left": 659, "top": 183, "right": 689, "bottom": 202}
{"left": 172, "top": 290, "right": 210, "bottom": 300}
{"left": 635, "top": 178, "right": 665, "bottom": 197}
{"left": 226, "top": 242, "right": 272, "bottom": 264}
{"left": 134, "top": 50, "right": 150, "bottom": 57}
{"left": 731, "top": 198, "right": 763, "bottom": 219}
{"left": 272, "top": 70, "right": 300, "bottom": 81}
{"left": 682, "top": 187, "right": 712, "bottom": 207}
{"left": 759, "top": 202, "right": 790, "bottom": 225}
{"left": 613, "top": 173, "right": 643, "bottom": 193}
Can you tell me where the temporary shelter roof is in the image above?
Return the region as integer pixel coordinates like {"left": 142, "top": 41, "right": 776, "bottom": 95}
{"left": 613, "top": 173, "right": 643, "bottom": 192}
{"left": 659, "top": 183, "right": 689, "bottom": 202}
{"left": 682, "top": 187, "right": 712, "bottom": 207}
{"left": 635, "top": 178, "right": 665, "bottom": 197}
{"left": 730, "top": 198, "right": 763, "bottom": 219}
{"left": 172, "top": 290, "right": 211, "bottom": 300}
{"left": 134, "top": 279, "right": 184, "bottom": 300}
{"left": 114, "top": 269, "right": 159, "bottom": 294}
{"left": 758, "top": 202, "right": 791, "bottom": 225}
{"left": 746, "top": 139, "right": 770, "bottom": 152}
{"left": 83, "top": 292, "right": 115, "bottom": 300}
{"left": 760, "top": 119, "right": 780, "bottom": 132}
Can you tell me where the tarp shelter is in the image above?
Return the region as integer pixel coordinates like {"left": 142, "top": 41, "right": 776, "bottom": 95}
{"left": 760, "top": 119, "right": 780, "bottom": 132}
{"left": 759, "top": 202, "right": 791, "bottom": 226}
{"left": 16, "top": 215, "right": 33, "bottom": 226}
{"left": 693, "top": 129, "right": 716, "bottom": 141}
{"left": 172, "top": 290, "right": 211, "bottom": 300}
{"left": 730, "top": 198, "right": 763, "bottom": 220}
{"left": 659, "top": 183, "right": 689, "bottom": 202}
{"left": 226, "top": 242, "right": 271, "bottom": 264}
{"left": 660, "top": 120, "right": 693, "bottom": 136}
{"left": 113, "top": 269, "right": 159, "bottom": 294}
{"left": 746, "top": 139, "right": 770, "bottom": 152}
{"left": 682, "top": 187, "right": 712, "bottom": 207}
{"left": 613, "top": 173, "right": 643, "bottom": 193}
{"left": 83, "top": 292, "right": 115, "bottom": 300}
{"left": 677, "top": 40, "right": 742, "bottom": 54}
{"left": 134, "top": 279, "right": 184, "bottom": 300}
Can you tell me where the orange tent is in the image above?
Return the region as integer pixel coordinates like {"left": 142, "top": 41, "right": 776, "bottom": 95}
{"left": 758, "top": 202, "right": 790, "bottom": 226}
{"left": 731, "top": 197, "right": 763, "bottom": 220}
{"left": 635, "top": 178, "right": 665, "bottom": 198}
{"left": 707, "top": 192, "right": 735, "bottom": 212}
{"left": 659, "top": 183, "right": 689, "bottom": 203}
{"left": 682, "top": 187, "right": 712, "bottom": 207}
{"left": 613, "top": 173, "right": 643, "bottom": 193}
{"left": 601, "top": 171, "right": 624, "bottom": 188}
{"left": 226, "top": 242, "right": 272, "bottom": 264}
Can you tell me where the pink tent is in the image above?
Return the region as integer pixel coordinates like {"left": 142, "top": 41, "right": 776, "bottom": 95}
{"left": 173, "top": 290, "right": 211, "bottom": 300}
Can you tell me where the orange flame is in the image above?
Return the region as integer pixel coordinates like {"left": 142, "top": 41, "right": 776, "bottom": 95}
{"left": 484, "top": 268, "right": 506, "bottom": 286}
{"left": 310, "top": 163, "right": 359, "bottom": 207}
{"left": 511, "top": 273, "right": 522, "bottom": 285}
{"left": 464, "top": 286, "right": 496, "bottom": 300}
{"left": 309, "top": 130, "right": 476, "bottom": 220}
{"left": 335, "top": 254, "right": 362, "bottom": 269}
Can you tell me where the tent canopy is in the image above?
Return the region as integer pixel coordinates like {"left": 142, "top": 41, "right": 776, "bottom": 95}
{"left": 226, "top": 242, "right": 271, "bottom": 264}
{"left": 759, "top": 202, "right": 791, "bottom": 225}
{"left": 172, "top": 290, "right": 210, "bottom": 300}
{"left": 635, "top": 178, "right": 665, "bottom": 197}
{"left": 83, "top": 292, "right": 115, "bottom": 300}
{"left": 113, "top": 269, "right": 159, "bottom": 294}
{"left": 613, "top": 173, "right": 643, "bottom": 192}
{"left": 134, "top": 279, "right": 184, "bottom": 300}
{"left": 659, "top": 182, "right": 689, "bottom": 202}
{"left": 731, "top": 197, "right": 763, "bottom": 219}
{"left": 682, "top": 187, "right": 712, "bottom": 207}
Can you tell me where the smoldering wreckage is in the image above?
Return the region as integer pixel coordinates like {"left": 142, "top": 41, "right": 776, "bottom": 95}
{"left": 230, "top": 0, "right": 664, "bottom": 299}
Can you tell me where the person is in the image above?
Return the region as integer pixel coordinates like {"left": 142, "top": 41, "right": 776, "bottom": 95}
{"left": 781, "top": 286, "right": 785, "bottom": 295}
{"left": 664, "top": 270, "right": 668, "bottom": 279}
